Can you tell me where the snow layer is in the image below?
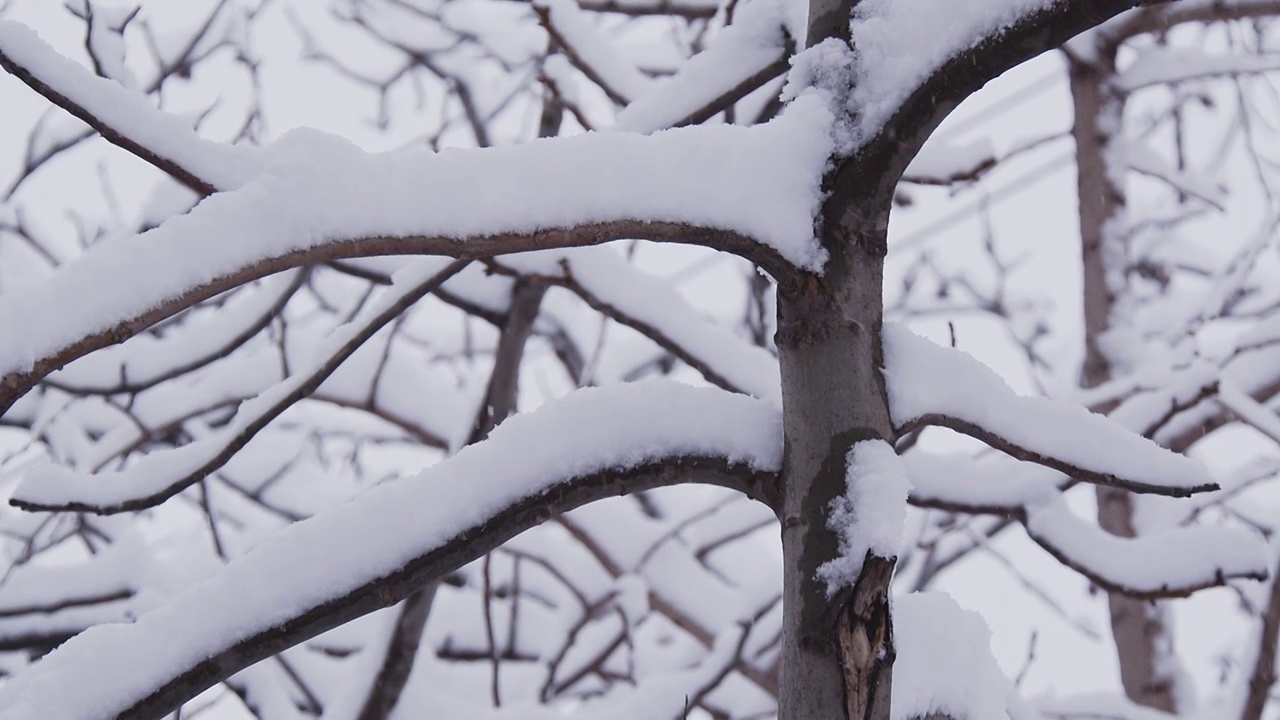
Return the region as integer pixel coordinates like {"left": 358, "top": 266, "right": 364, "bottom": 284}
{"left": 615, "top": 0, "right": 789, "bottom": 133}
{"left": 817, "top": 440, "right": 910, "bottom": 594}
{"left": 13, "top": 259, "right": 460, "bottom": 511}
{"left": 0, "top": 20, "right": 257, "bottom": 188}
{"left": 847, "top": 0, "right": 1057, "bottom": 144}
{"left": 0, "top": 95, "right": 833, "bottom": 382}
{"left": 902, "top": 450, "right": 1059, "bottom": 511}
{"left": 893, "top": 592, "right": 1011, "bottom": 720}
{"left": 1024, "top": 497, "right": 1267, "bottom": 594}
{"left": 536, "top": 0, "right": 656, "bottom": 104}
{"left": 499, "top": 248, "right": 781, "bottom": 403}
{"left": 882, "top": 323, "right": 1216, "bottom": 495}
{"left": 0, "top": 381, "right": 782, "bottom": 720}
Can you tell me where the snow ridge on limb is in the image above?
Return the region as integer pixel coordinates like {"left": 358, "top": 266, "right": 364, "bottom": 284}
{"left": 0, "top": 381, "right": 782, "bottom": 720}
{"left": 882, "top": 324, "right": 1217, "bottom": 497}
{"left": 0, "top": 96, "right": 834, "bottom": 419}
{"left": 10, "top": 258, "right": 469, "bottom": 516}
{"left": 614, "top": 0, "right": 793, "bottom": 133}
{"left": 493, "top": 249, "right": 782, "bottom": 404}
{"left": 0, "top": 20, "right": 258, "bottom": 193}
{"left": 1025, "top": 497, "right": 1267, "bottom": 599}
{"left": 902, "top": 451, "right": 1268, "bottom": 597}
{"left": 534, "top": 0, "right": 657, "bottom": 105}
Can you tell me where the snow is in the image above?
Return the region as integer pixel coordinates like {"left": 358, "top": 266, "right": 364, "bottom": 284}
{"left": 893, "top": 592, "right": 1011, "bottom": 720}
{"left": 1115, "top": 46, "right": 1280, "bottom": 93}
{"left": 904, "top": 136, "right": 996, "bottom": 184}
{"left": 498, "top": 248, "right": 782, "bottom": 403}
{"left": 817, "top": 440, "right": 910, "bottom": 595}
{"left": 0, "top": 20, "right": 257, "bottom": 188}
{"left": 536, "top": 0, "right": 656, "bottom": 104}
{"left": 882, "top": 323, "right": 1218, "bottom": 496}
{"left": 847, "top": 0, "right": 1057, "bottom": 144}
{"left": 47, "top": 271, "right": 300, "bottom": 391}
{"left": 902, "top": 450, "right": 1060, "bottom": 511}
{"left": 0, "top": 94, "right": 833, "bottom": 385}
{"left": 1024, "top": 497, "right": 1267, "bottom": 594}
{"left": 12, "top": 258, "right": 462, "bottom": 513}
{"left": 0, "top": 380, "right": 782, "bottom": 720}
{"left": 614, "top": 0, "right": 789, "bottom": 133}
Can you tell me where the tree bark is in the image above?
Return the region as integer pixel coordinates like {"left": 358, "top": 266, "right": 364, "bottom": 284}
{"left": 775, "top": 215, "right": 897, "bottom": 720}
{"left": 1069, "top": 43, "right": 1179, "bottom": 714}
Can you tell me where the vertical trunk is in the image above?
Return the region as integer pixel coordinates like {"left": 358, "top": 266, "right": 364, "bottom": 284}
{"left": 775, "top": 2, "right": 902, "bottom": 716}
{"left": 776, "top": 209, "right": 897, "bottom": 720}
{"left": 1070, "top": 46, "right": 1179, "bottom": 713}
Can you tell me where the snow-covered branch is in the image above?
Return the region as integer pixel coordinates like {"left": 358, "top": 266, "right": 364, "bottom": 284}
{"left": 614, "top": 0, "right": 792, "bottom": 133}
{"left": 831, "top": 0, "right": 1149, "bottom": 212}
{"left": 492, "top": 250, "right": 781, "bottom": 403}
{"left": 884, "top": 325, "right": 1219, "bottom": 497}
{"left": 0, "top": 381, "right": 781, "bottom": 720}
{"left": 0, "top": 20, "right": 258, "bottom": 194}
{"left": 0, "top": 93, "right": 833, "bottom": 420}
{"left": 10, "top": 259, "right": 469, "bottom": 515}
{"left": 904, "top": 450, "right": 1267, "bottom": 598}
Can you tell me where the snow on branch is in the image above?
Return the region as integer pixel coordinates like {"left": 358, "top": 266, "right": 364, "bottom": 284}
{"left": 902, "top": 450, "right": 1267, "bottom": 597}
{"left": 535, "top": 0, "right": 657, "bottom": 106}
{"left": 0, "top": 95, "right": 834, "bottom": 419}
{"left": 883, "top": 324, "right": 1218, "bottom": 497}
{"left": 0, "top": 381, "right": 781, "bottom": 720}
{"left": 0, "top": 20, "right": 258, "bottom": 194}
{"left": 493, "top": 249, "right": 782, "bottom": 403}
{"left": 893, "top": 592, "right": 1012, "bottom": 720}
{"left": 44, "top": 271, "right": 304, "bottom": 396}
{"left": 846, "top": 0, "right": 1059, "bottom": 146}
{"left": 1115, "top": 46, "right": 1280, "bottom": 93}
{"left": 902, "top": 451, "right": 1060, "bottom": 515}
{"left": 614, "top": 0, "right": 791, "bottom": 133}
{"left": 0, "top": 539, "right": 146, "bottom": 652}
{"left": 10, "top": 259, "right": 469, "bottom": 516}
{"left": 1026, "top": 498, "right": 1266, "bottom": 598}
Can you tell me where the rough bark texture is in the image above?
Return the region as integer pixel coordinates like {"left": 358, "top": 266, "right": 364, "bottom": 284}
{"left": 775, "top": 217, "right": 896, "bottom": 720}
{"left": 1070, "top": 44, "right": 1179, "bottom": 714}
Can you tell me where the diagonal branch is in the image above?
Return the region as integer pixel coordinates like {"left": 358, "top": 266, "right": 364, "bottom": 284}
{"left": 0, "top": 382, "right": 781, "bottom": 720}
{"left": 0, "top": 21, "right": 257, "bottom": 194}
{"left": 10, "top": 259, "right": 469, "bottom": 515}
{"left": 830, "top": 0, "right": 1150, "bottom": 214}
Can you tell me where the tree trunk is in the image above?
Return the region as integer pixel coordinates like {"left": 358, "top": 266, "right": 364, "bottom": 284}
{"left": 1069, "top": 45, "right": 1180, "bottom": 714}
{"left": 775, "top": 200, "right": 897, "bottom": 719}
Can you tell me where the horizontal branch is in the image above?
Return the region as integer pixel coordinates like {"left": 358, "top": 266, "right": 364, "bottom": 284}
{"left": 0, "top": 94, "right": 834, "bottom": 419}
{"left": 0, "top": 382, "right": 781, "bottom": 720}
{"left": 577, "top": 0, "right": 719, "bottom": 18}
{"left": 1024, "top": 498, "right": 1267, "bottom": 599}
{"left": 902, "top": 450, "right": 1266, "bottom": 598}
{"left": 884, "top": 324, "right": 1219, "bottom": 498}
{"left": 901, "top": 412, "right": 1213, "bottom": 497}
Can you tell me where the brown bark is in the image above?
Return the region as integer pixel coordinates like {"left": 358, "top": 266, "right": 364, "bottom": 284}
{"left": 1069, "top": 44, "right": 1179, "bottom": 713}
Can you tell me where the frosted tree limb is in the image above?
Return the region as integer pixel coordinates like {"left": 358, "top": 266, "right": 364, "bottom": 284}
{"left": 10, "top": 259, "right": 469, "bottom": 515}
{"left": 0, "top": 381, "right": 781, "bottom": 720}
{"left": 884, "top": 324, "right": 1218, "bottom": 497}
